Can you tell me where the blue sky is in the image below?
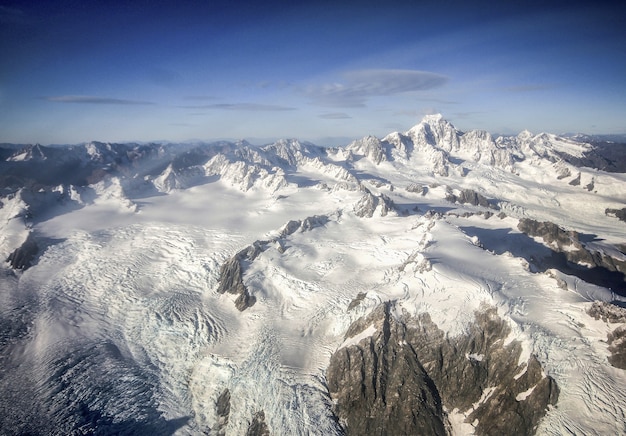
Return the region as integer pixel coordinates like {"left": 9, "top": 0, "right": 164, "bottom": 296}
{"left": 1, "top": 0, "right": 625, "bottom": 145}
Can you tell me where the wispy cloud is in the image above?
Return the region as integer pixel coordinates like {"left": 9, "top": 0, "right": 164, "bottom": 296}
{"left": 453, "top": 111, "right": 486, "bottom": 119}
{"left": 318, "top": 112, "right": 352, "bottom": 119}
{"left": 183, "top": 95, "right": 217, "bottom": 101}
{"left": 504, "top": 84, "right": 554, "bottom": 92}
{"left": 42, "top": 95, "right": 154, "bottom": 105}
{"left": 179, "top": 103, "right": 297, "bottom": 111}
{"left": 304, "top": 69, "right": 448, "bottom": 107}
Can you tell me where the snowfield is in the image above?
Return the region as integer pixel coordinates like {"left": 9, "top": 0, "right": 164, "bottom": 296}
{"left": 1, "top": 115, "right": 625, "bottom": 435}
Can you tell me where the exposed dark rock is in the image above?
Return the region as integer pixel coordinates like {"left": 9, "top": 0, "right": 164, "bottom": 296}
{"left": 280, "top": 215, "right": 330, "bottom": 238}
{"left": 327, "top": 303, "right": 558, "bottom": 436}
{"left": 246, "top": 411, "right": 270, "bottom": 436}
{"left": 327, "top": 303, "right": 446, "bottom": 436}
{"left": 217, "top": 257, "right": 246, "bottom": 296}
{"left": 216, "top": 389, "right": 231, "bottom": 419}
{"left": 279, "top": 220, "right": 302, "bottom": 238}
{"left": 518, "top": 218, "right": 579, "bottom": 248}
{"left": 607, "top": 326, "right": 626, "bottom": 369}
{"left": 218, "top": 216, "right": 332, "bottom": 311}
{"left": 587, "top": 302, "right": 626, "bottom": 369}
{"left": 6, "top": 233, "right": 39, "bottom": 270}
{"left": 215, "top": 389, "right": 231, "bottom": 434}
{"left": 605, "top": 207, "right": 626, "bottom": 223}
{"left": 235, "top": 290, "right": 256, "bottom": 312}
{"left": 558, "top": 140, "right": 626, "bottom": 173}
{"left": 587, "top": 301, "right": 626, "bottom": 323}
{"left": 347, "top": 292, "right": 367, "bottom": 311}
{"left": 556, "top": 167, "right": 571, "bottom": 180}
{"left": 300, "top": 215, "right": 329, "bottom": 231}
{"left": 568, "top": 172, "right": 581, "bottom": 186}
{"left": 406, "top": 183, "right": 427, "bottom": 195}
{"left": 446, "top": 189, "right": 496, "bottom": 209}
{"left": 518, "top": 218, "right": 626, "bottom": 277}
{"left": 216, "top": 243, "right": 264, "bottom": 310}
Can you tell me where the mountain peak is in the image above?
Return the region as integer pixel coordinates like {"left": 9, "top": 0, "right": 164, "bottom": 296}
{"left": 421, "top": 113, "right": 444, "bottom": 123}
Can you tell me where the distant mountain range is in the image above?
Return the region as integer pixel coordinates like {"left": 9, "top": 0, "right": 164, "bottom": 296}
{"left": 1, "top": 115, "right": 625, "bottom": 435}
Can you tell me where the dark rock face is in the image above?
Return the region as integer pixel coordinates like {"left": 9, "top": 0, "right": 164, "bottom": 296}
{"left": 347, "top": 292, "right": 367, "bottom": 311}
{"left": 406, "top": 183, "right": 427, "bottom": 195}
{"left": 556, "top": 167, "right": 571, "bottom": 180}
{"left": 606, "top": 207, "right": 626, "bottom": 223}
{"left": 517, "top": 218, "right": 577, "bottom": 247}
{"left": 6, "top": 233, "right": 39, "bottom": 270}
{"left": 587, "top": 302, "right": 626, "bottom": 369}
{"left": 560, "top": 140, "right": 626, "bottom": 173}
{"left": 218, "top": 216, "right": 331, "bottom": 311}
{"left": 215, "top": 389, "right": 231, "bottom": 435}
{"left": 607, "top": 326, "right": 626, "bottom": 369}
{"left": 246, "top": 411, "right": 270, "bottom": 436}
{"left": 216, "top": 244, "right": 261, "bottom": 311}
{"left": 446, "top": 189, "right": 495, "bottom": 209}
{"left": 587, "top": 301, "right": 626, "bottom": 323}
{"left": 328, "top": 303, "right": 446, "bottom": 436}
{"left": 217, "top": 257, "right": 246, "bottom": 296}
{"left": 327, "top": 303, "right": 558, "bottom": 436}
{"left": 518, "top": 218, "right": 626, "bottom": 277}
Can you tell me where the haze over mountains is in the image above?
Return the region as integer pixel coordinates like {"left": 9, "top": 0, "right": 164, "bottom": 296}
{"left": 1, "top": 115, "right": 625, "bottom": 435}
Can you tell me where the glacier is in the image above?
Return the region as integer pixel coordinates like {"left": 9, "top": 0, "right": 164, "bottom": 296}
{"left": 0, "top": 115, "right": 625, "bottom": 435}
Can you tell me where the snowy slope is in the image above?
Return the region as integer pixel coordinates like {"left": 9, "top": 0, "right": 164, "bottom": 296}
{"left": 0, "top": 116, "right": 625, "bottom": 435}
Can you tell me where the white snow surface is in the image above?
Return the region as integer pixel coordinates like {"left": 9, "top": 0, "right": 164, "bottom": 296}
{"left": 1, "top": 115, "right": 625, "bottom": 435}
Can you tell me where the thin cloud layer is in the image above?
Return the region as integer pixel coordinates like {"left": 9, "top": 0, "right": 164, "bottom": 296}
{"left": 43, "top": 95, "right": 154, "bottom": 105}
{"left": 180, "top": 103, "right": 297, "bottom": 111}
{"left": 318, "top": 112, "right": 352, "bottom": 119}
{"left": 505, "top": 84, "right": 554, "bottom": 93}
{"left": 305, "top": 69, "right": 448, "bottom": 107}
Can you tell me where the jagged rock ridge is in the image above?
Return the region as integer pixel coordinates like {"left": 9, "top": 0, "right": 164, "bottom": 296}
{"left": 327, "top": 303, "right": 559, "bottom": 436}
{"left": 216, "top": 215, "right": 331, "bottom": 310}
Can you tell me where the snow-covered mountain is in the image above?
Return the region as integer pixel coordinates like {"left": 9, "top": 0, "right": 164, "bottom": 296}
{"left": 1, "top": 115, "right": 625, "bottom": 435}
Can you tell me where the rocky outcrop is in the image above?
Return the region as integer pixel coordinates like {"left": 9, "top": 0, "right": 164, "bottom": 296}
{"left": 327, "top": 303, "right": 446, "bottom": 436}
{"left": 406, "top": 183, "right": 427, "bottom": 195}
{"left": 587, "top": 301, "right": 626, "bottom": 323}
{"left": 215, "top": 389, "right": 231, "bottom": 435}
{"left": 606, "top": 207, "right": 626, "bottom": 223}
{"left": 216, "top": 243, "right": 262, "bottom": 311}
{"left": 6, "top": 232, "right": 39, "bottom": 270}
{"left": 587, "top": 302, "right": 626, "bottom": 369}
{"left": 607, "top": 326, "right": 626, "bottom": 369}
{"left": 568, "top": 172, "right": 581, "bottom": 186}
{"left": 246, "top": 411, "right": 270, "bottom": 436}
{"left": 517, "top": 218, "right": 578, "bottom": 248}
{"left": 347, "top": 292, "right": 367, "bottom": 311}
{"left": 217, "top": 215, "right": 332, "bottom": 311}
{"left": 347, "top": 136, "right": 387, "bottom": 165}
{"left": 327, "top": 303, "right": 558, "bottom": 436}
{"left": 518, "top": 218, "right": 626, "bottom": 277}
{"left": 354, "top": 189, "right": 395, "bottom": 218}
{"left": 446, "top": 188, "right": 496, "bottom": 209}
